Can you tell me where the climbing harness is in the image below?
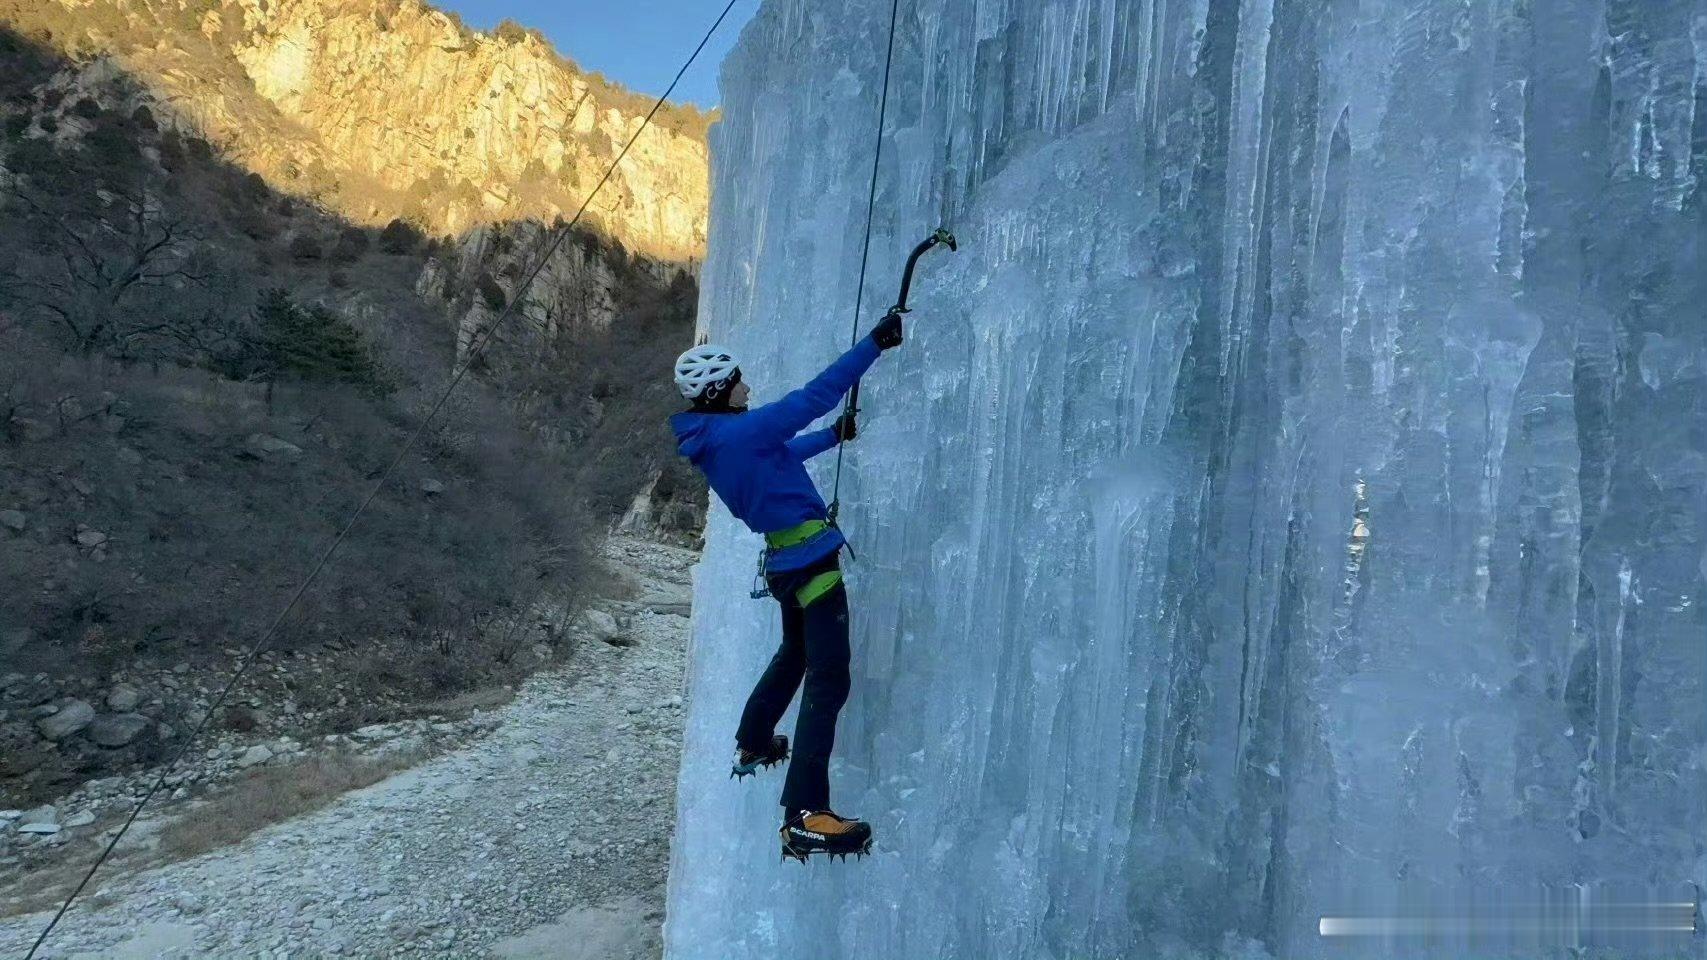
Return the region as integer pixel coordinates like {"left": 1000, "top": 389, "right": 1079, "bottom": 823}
{"left": 748, "top": 518, "right": 838, "bottom": 599}
{"left": 21, "top": 3, "right": 745, "bottom": 957}
{"left": 794, "top": 568, "right": 845, "bottom": 607}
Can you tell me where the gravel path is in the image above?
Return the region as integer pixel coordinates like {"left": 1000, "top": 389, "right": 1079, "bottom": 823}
{"left": 0, "top": 536, "right": 696, "bottom": 960}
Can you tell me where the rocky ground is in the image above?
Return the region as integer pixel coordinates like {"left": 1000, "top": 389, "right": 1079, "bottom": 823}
{"left": 0, "top": 535, "right": 696, "bottom": 959}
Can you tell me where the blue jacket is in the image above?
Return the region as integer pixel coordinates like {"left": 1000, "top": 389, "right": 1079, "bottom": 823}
{"left": 670, "top": 337, "right": 881, "bottom": 572}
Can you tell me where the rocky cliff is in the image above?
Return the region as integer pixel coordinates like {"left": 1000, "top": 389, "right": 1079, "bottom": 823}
{"left": 2, "top": 0, "right": 709, "bottom": 260}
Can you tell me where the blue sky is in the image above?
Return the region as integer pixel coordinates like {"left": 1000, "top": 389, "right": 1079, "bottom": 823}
{"left": 436, "top": 0, "right": 759, "bottom": 109}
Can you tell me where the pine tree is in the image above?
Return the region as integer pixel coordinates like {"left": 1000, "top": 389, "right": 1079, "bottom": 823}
{"left": 254, "top": 289, "right": 390, "bottom": 394}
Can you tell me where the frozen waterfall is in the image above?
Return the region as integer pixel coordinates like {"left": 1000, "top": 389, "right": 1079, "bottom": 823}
{"left": 666, "top": 0, "right": 1707, "bottom": 957}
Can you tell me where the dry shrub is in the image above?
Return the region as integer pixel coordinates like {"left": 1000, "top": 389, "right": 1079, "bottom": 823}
{"left": 0, "top": 751, "right": 419, "bottom": 917}
{"left": 392, "top": 683, "right": 517, "bottom": 720}
{"left": 0, "top": 328, "right": 587, "bottom": 699}
{"left": 157, "top": 750, "right": 423, "bottom": 861}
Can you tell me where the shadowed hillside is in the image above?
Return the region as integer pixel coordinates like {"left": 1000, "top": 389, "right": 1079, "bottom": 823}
{"left": 0, "top": 26, "right": 704, "bottom": 808}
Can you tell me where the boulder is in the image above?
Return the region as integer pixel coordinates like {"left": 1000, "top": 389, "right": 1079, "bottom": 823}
{"left": 18, "top": 805, "right": 57, "bottom": 826}
{"left": 0, "top": 509, "right": 25, "bottom": 533}
{"left": 419, "top": 478, "right": 446, "bottom": 495}
{"left": 10, "top": 675, "right": 55, "bottom": 706}
{"left": 74, "top": 529, "right": 109, "bottom": 548}
{"left": 36, "top": 699, "right": 95, "bottom": 740}
{"left": 17, "top": 822, "right": 59, "bottom": 836}
{"left": 580, "top": 609, "right": 630, "bottom": 646}
{"left": 106, "top": 685, "right": 142, "bottom": 711}
{"left": 245, "top": 433, "right": 304, "bottom": 461}
{"left": 237, "top": 744, "right": 274, "bottom": 767}
{"left": 11, "top": 417, "right": 51, "bottom": 441}
{"left": 87, "top": 712, "right": 150, "bottom": 748}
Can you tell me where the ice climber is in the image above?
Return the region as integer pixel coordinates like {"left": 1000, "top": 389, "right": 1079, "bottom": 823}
{"left": 669, "top": 311, "right": 905, "bottom": 862}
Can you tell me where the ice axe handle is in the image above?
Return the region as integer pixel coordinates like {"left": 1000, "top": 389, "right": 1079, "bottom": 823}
{"left": 842, "top": 228, "right": 955, "bottom": 449}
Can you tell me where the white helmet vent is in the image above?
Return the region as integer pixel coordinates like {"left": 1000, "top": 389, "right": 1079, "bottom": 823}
{"left": 674, "top": 344, "right": 741, "bottom": 401}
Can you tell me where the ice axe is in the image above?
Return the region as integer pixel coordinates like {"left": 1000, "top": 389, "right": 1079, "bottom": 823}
{"left": 827, "top": 227, "right": 956, "bottom": 531}
{"left": 889, "top": 227, "right": 958, "bottom": 318}
{"left": 845, "top": 227, "right": 957, "bottom": 419}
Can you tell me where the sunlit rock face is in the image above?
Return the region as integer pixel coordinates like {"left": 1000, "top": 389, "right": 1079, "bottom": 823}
{"left": 8, "top": 0, "right": 709, "bottom": 259}
{"left": 418, "top": 218, "right": 688, "bottom": 367}
{"left": 668, "top": 0, "right": 1707, "bottom": 957}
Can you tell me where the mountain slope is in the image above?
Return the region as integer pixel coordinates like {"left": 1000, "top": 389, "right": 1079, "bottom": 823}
{"left": 1, "top": 0, "right": 710, "bottom": 260}
{"left": 0, "top": 18, "right": 704, "bottom": 817}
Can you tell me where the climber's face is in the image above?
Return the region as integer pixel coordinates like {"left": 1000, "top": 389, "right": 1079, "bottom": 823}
{"left": 729, "top": 380, "right": 751, "bottom": 409}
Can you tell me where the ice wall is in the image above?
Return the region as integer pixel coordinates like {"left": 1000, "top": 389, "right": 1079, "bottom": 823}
{"left": 666, "top": 1, "right": 1707, "bottom": 957}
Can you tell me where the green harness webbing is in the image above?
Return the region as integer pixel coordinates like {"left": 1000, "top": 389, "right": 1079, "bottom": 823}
{"left": 758, "top": 520, "right": 843, "bottom": 606}
{"left": 795, "top": 570, "right": 844, "bottom": 607}
{"left": 764, "top": 518, "right": 832, "bottom": 550}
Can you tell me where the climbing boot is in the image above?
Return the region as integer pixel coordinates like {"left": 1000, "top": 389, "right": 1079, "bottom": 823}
{"left": 730, "top": 735, "right": 789, "bottom": 780}
{"left": 779, "top": 808, "right": 873, "bottom": 862}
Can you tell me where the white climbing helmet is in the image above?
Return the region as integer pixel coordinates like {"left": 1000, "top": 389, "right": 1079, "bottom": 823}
{"left": 673, "top": 343, "right": 741, "bottom": 401}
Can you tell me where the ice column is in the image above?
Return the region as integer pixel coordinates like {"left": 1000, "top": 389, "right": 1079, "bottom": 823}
{"left": 667, "top": 1, "right": 1707, "bottom": 957}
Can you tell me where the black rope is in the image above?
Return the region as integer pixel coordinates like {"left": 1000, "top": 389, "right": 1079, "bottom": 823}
{"left": 826, "top": 0, "right": 905, "bottom": 522}
{"left": 21, "top": 3, "right": 740, "bottom": 955}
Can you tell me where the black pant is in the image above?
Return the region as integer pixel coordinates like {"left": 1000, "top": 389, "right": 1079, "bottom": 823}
{"left": 735, "top": 555, "right": 850, "bottom": 813}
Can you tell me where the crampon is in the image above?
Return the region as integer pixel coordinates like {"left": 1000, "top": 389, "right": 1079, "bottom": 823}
{"left": 779, "top": 809, "right": 873, "bottom": 863}
{"left": 730, "top": 735, "right": 789, "bottom": 780}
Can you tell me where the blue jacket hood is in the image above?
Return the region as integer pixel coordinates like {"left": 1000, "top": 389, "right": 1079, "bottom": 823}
{"left": 669, "top": 408, "right": 715, "bottom": 463}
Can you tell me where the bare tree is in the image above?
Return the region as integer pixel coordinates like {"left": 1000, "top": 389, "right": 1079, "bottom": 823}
{"left": 1, "top": 177, "right": 210, "bottom": 358}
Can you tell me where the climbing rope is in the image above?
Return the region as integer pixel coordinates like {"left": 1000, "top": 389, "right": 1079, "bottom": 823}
{"left": 21, "top": 3, "right": 741, "bottom": 956}
{"left": 826, "top": 0, "right": 905, "bottom": 524}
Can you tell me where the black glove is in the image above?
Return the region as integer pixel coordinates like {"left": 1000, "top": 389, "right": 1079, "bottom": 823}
{"left": 869, "top": 311, "right": 904, "bottom": 351}
{"left": 831, "top": 410, "right": 858, "bottom": 442}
